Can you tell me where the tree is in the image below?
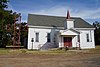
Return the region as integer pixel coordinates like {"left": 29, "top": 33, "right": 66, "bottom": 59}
{"left": 93, "top": 21, "right": 100, "bottom": 29}
{"left": 0, "top": 0, "right": 8, "bottom": 9}
{"left": 93, "top": 21, "right": 100, "bottom": 45}
{"left": 0, "top": 0, "right": 28, "bottom": 48}
{"left": 20, "top": 22, "right": 28, "bottom": 48}
{"left": 0, "top": 0, "right": 14, "bottom": 47}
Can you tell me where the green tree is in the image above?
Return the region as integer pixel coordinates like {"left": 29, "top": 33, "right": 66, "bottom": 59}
{"left": 93, "top": 21, "right": 100, "bottom": 45}
{"left": 0, "top": 0, "right": 14, "bottom": 47}
{"left": 20, "top": 22, "right": 28, "bottom": 48}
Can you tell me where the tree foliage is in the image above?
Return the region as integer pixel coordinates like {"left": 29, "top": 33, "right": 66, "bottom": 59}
{"left": 93, "top": 21, "right": 100, "bottom": 45}
{"left": 0, "top": 0, "right": 8, "bottom": 9}
{"left": 0, "top": 0, "right": 28, "bottom": 48}
{"left": 0, "top": 0, "right": 14, "bottom": 47}
{"left": 20, "top": 22, "right": 28, "bottom": 48}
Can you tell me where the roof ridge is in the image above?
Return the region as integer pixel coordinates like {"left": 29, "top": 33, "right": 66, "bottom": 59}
{"left": 28, "top": 14, "right": 66, "bottom": 18}
{"left": 28, "top": 14, "right": 82, "bottom": 19}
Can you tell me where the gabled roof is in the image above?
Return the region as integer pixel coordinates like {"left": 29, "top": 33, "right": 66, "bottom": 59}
{"left": 28, "top": 14, "right": 94, "bottom": 28}
{"left": 60, "top": 29, "right": 79, "bottom": 35}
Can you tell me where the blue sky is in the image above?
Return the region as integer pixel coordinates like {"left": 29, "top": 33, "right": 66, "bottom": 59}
{"left": 8, "top": 0, "right": 100, "bottom": 24}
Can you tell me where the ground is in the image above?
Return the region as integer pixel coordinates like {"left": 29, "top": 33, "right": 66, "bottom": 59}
{"left": 0, "top": 46, "right": 100, "bottom": 67}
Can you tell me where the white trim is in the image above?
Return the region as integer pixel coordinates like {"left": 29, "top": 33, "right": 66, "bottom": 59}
{"left": 60, "top": 29, "right": 79, "bottom": 36}
{"left": 75, "top": 28, "right": 95, "bottom": 30}
{"left": 90, "top": 30, "right": 92, "bottom": 42}
{"left": 28, "top": 25, "right": 95, "bottom": 30}
{"left": 28, "top": 25, "right": 64, "bottom": 29}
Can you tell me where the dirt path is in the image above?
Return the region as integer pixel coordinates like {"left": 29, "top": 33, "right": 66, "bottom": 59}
{"left": 0, "top": 49, "right": 100, "bottom": 67}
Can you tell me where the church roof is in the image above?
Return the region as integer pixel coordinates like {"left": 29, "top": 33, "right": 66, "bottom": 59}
{"left": 28, "top": 14, "right": 94, "bottom": 28}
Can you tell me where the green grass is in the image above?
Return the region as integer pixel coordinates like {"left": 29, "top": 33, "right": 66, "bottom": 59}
{"left": 0, "top": 48, "right": 69, "bottom": 55}
{"left": 95, "top": 45, "right": 100, "bottom": 49}
{"left": 0, "top": 49, "right": 21, "bottom": 54}
{"left": 0, "top": 48, "right": 9, "bottom": 54}
{"left": 0, "top": 45, "right": 100, "bottom": 55}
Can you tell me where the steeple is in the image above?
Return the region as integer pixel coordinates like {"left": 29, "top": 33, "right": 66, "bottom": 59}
{"left": 66, "top": 10, "right": 70, "bottom": 19}
{"left": 65, "top": 10, "right": 74, "bottom": 29}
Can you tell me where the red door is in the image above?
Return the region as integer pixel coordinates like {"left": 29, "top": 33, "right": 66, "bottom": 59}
{"left": 63, "top": 37, "right": 72, "bottom": 47}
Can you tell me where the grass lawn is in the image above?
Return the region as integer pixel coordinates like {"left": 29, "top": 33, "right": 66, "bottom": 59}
{"left": 0, "top": 46, "right": 100, "bottom": 67}
{"left": 0, "top": 45, "right": 100, "bottom": 55}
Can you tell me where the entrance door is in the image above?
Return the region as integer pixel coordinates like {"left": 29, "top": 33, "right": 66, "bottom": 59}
{"left": 63, "top": 37, "right": 72, "bottom": 47}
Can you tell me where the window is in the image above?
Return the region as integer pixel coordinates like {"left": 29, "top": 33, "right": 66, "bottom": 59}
{"left": 90, "top": 31, "right": 92, "bottom": 42}
{"left": 86, "top": 31, "right": 92, "bottom": 42}
{"left": 35, "top": 32, "right": 39, "bottom": 42}
{"left": 86, "top": 34, "right": 89, "bottom": 42}
{"left": 47, "top": 33, "right": 51, "bottom": 42}
{"left": 77, "top": 35, "right": 80, "bottom": 42}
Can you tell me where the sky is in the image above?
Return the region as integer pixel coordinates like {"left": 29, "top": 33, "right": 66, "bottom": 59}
{"left": 7, "top": 0, "right": 100, "bottom": 24}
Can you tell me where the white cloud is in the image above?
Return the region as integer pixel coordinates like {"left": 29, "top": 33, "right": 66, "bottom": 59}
{"left": 7, "top": 3, "right": 100, "bottom": 22}
{"left": 29, "top": 6, "right": 100, "bottom": 20}
{"left": 32, "top": 6, "right": 72, "bottom": 17}
{"left": 72, "top": 8, "right": 100, "bottom": 19}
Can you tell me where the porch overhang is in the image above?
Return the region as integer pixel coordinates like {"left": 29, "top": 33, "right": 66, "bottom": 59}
{"left": 60, "top": 29, "right": 80, "bottom": 36}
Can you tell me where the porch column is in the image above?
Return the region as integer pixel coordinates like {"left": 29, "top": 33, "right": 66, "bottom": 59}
{"left": 76, "top": 34, "right": 80, "bottom": 49}
{"left": 59, "top": 36, "right": 63, "bottom": 48}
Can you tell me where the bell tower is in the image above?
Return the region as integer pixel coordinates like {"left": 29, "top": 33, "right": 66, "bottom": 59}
{"left": 65, "top": 10, "right": 74, "bottom": 29}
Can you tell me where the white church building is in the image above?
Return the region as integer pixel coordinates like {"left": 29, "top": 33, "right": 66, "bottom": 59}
{"left": 27, "top": 11, "right": 95, "bottom": 50}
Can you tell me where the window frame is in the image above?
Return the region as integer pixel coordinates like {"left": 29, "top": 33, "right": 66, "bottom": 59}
{"left": 47, "top": 33, "right": 51, "bottom": 42}
{"left": 35, "top": 32, "right": 39, "bottom": 42}
{"left": 86, "top": 33, "right": 89, "bottom": 42}
{"left": 90, "top": 31, "right": 92, "bottom": 42}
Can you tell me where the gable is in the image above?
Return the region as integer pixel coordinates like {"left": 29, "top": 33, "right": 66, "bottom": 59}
{"left": 28, "top": 14, "right": 94, "bottom": 28}
{"left": 60, "top": 29, "right": 79, "bottom": 35}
